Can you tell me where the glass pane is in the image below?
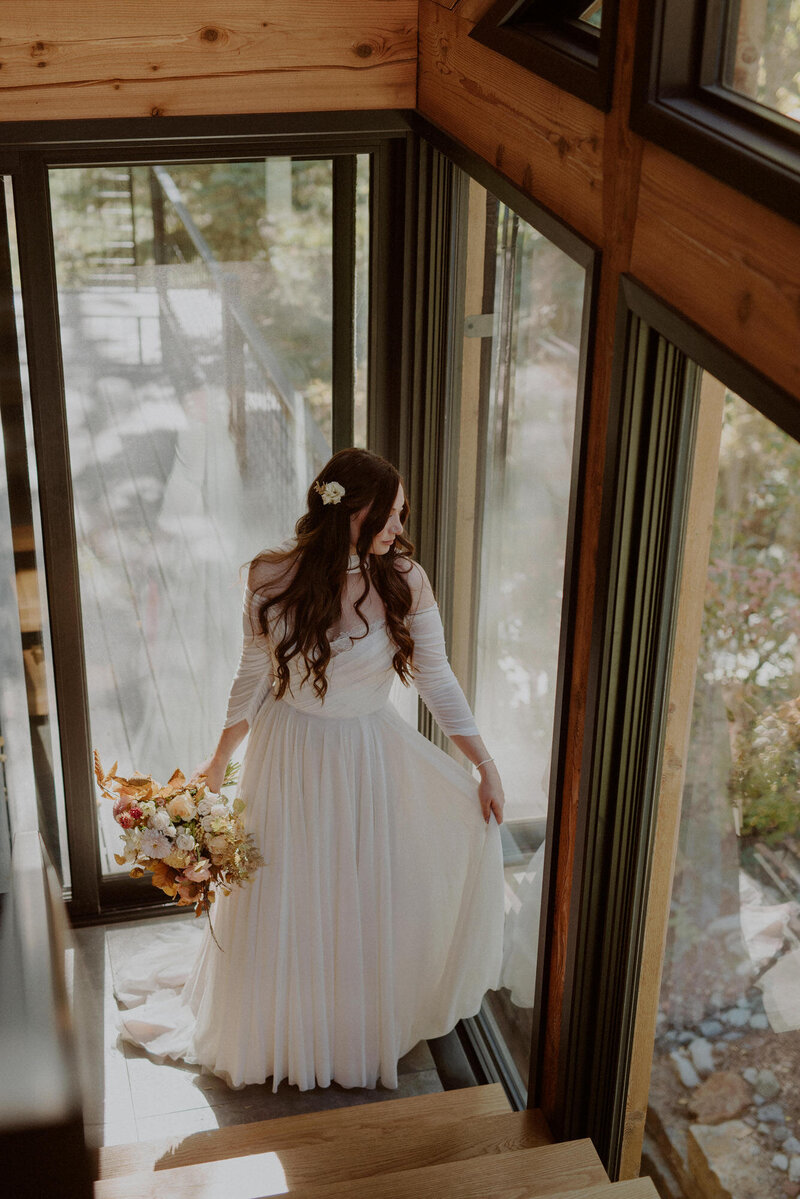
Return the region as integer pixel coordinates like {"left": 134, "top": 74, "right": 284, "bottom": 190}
{"left": 579, "top": 2, "right": 602, "bottom": 29}
{"left": 354, "top": 154, "right": 370, "bottom": 449}
{"left": 723, "top": 0, "right": 800, "bottom": 125}
{"left": 1, "top": 179, "right": 70, "bottom": 887}
{"left": 49, "top": 159, "right": 338, "bottom": 877}
{"left": 449, "top": 176, "right": 586, "bottom": 1096}
{"left": 647, "top": 383, "right": 800, "bottom": 1193}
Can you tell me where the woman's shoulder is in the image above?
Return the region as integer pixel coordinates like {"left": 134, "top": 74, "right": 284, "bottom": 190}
{"left": 392, "top": 556, "right": 436, "bottom": 611}
{"left": 246, "top": 537, "right": 299, "bottom": 595}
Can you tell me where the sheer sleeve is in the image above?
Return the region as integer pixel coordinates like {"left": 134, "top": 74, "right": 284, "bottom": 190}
{"left": 222, "top": 575, "right": 275, "bottom": 730}
{"left": 403, "top": 561, "right": 480, "bottom": 738}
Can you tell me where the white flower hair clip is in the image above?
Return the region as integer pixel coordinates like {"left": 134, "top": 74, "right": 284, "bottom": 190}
{"left": 314, "top": 479, "right": 345, "bottom": 505}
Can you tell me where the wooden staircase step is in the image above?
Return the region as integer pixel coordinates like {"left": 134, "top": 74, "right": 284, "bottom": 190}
{"left": 95, "top": 1134, "right": 602, "bottom": 1199}
{"left": 266, "top": 1138, "right": 608, "bottom": 1198}
{"left": 95, "top": 1108, "right": 552, "bottom": 1197}
{"left": 96, "top": 1082, "right": 513, "bottom": 1180}
{"left": 534, "top": 1182, "right": 659, "bottom": 1199}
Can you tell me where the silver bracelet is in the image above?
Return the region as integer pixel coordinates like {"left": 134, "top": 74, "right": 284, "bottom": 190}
{"left": 475, "top": 756, "right": 494, "bottom": 770}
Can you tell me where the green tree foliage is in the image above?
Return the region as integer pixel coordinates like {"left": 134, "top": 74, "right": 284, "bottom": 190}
{"left": 700, "top": 392, "right": 800, "bottom": 840}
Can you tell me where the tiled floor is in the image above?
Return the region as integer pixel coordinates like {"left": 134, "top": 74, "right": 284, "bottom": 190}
{"left": 66, "top": 914, "right": 443, "bottom": 1152}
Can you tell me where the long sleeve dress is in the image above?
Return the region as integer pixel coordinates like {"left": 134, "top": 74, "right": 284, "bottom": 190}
{"left": 116, "top": 546, "right": 505, "bottom": 1091}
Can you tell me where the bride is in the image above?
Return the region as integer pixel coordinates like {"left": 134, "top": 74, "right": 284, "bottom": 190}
{"left": 117, "top": 446, "right": 506, "bottom": 1092}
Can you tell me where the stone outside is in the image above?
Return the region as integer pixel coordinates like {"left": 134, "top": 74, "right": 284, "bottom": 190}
{"left": 647, "top": 1025, "right": 800, "bottom": 1199}
{"left": 688, "top": 1073, "right": 751, "bottom": 1125}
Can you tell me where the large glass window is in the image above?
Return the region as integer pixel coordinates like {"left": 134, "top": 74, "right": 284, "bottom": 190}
{"left": 48, "top": 157, "right": 366, "bottom": 878}
{"left": 722, "top": 0, "right": 800, "bottom": 124}
{"left": 646, "top": 381, "right": 800, "bottom": 1195}
{"left": 631, "top": 0, "right": 800, "bottom": 224}
{"left": 447, "top": 173, "right": 587, "bottom": 1096}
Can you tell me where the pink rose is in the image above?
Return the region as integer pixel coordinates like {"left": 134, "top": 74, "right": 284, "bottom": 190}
{"left": 113, "top": 796, "right": 132, "bottom": 818}
{"left": 184, "top": 859, "right": 212, "bottom": 882}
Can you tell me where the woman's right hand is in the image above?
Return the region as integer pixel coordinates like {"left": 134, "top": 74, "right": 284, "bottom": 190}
{"left": 192, "top": 755, "right": 226, "bottom": 795}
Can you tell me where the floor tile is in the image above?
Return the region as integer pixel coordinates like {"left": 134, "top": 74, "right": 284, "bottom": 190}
{"left": 125, "top": 1052, "right": 221, "bottom": 1120}
{"left": 84, "top": 1120, "right": 137, "bottom": 1149}
{"left": 135, "top": 1105, "right": 222, "bottom": 1143}
{"left": 72, "top": 915, "right": 446, "bottom": 1141}
{"left": 397, "top": 1039, "right": 436, "bottom": 1074}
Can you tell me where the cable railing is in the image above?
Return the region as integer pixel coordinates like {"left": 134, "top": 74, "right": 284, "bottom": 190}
{"left": 149, "top": 165, "right": 330, "bottom": 531}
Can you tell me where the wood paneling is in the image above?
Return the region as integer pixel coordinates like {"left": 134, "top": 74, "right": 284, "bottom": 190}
{"left": 418, "top": 2, "right": 604, "bottom": 243}
{"left": 0, "top": 1, "right": 416, "bottom": 121}
{"left": 417, "top": 0, "right": 800, "bottom": 402}
{"left": 631, "top": 143, "right": 800, "bottom": 401}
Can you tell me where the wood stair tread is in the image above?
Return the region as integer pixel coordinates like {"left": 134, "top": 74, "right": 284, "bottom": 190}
{"left": 539, "top": 1183, "right": 658, "bottom": 1199}
{"left": 96, "top": 1082, "right": 513, "bottom": 1180}
{"left": 95, "top": 1132, "right": 603, "bottom": 1199}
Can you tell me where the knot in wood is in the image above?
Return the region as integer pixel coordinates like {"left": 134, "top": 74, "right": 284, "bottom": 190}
{"left": 31, "top": 41, "right": 46, "bottom": 57}
{"left": 354, "top": 42, "right": 374, "bottom": 58}
{"left": 737, "top": 291, "right": 753, "bottom": 323}
{"left": 201, "top": 27, "right": 220, "bottom": 43}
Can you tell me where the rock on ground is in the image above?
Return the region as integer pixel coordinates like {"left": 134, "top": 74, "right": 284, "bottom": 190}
{"left": 689, "top": 1120, "right": 779, "bottom": 1199}
{"left": 689, "top": 1072, "right": 752, "bottom": 1125}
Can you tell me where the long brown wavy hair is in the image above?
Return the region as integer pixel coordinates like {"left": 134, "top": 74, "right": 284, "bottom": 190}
{"left": 250, "top": 448, "right": 416, "bottom": 701}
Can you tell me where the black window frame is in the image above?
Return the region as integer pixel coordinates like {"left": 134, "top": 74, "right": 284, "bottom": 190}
{"left": 408, "top": 111, "right": 600, "bottom": 1115}
{"left": 0, "top": 110, "right": 415, "bottom": 922}
{"left": 470, "top": 0, "right": 619, "bottom": 112}
{"left": 561, "top": 272, "right": 800, "bottom": 1176}
{"left": 631, "top": 0, "right": 800, "bottom": 227}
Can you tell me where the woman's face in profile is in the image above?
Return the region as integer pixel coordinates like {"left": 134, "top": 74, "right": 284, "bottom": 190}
{"left": 350, "top": 484, "right": 405, "bottom": 556}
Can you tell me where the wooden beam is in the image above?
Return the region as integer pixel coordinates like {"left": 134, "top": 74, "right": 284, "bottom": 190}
{"left": 0, "top": 1, "right": 417, "bottom": 120}
{"left": 631, "top": 142, "right": 800, "bottom": 401}
{"left": 540, "top": 0, "right": 644, "bottom": 1127}
{"left": 418, "top": 2, "right": 604, "bottom": 243}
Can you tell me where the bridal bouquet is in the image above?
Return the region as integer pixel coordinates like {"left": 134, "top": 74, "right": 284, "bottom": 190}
{"left": 94, "top": 753, "right": 264, "bottom": 942}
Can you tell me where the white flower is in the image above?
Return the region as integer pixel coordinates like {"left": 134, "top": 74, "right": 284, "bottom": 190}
{"left": 210, "top": 803, "right": 227, "bottom": 819}
{"left": 140, "top": 828, "right": 171, "bottom": 859}
{"left": 197, "top": 797, "right": 215, "bottom": 816}
{"left": 175, "top": 831, "right": 196, "bottom": 852}
{"left": 120, "top": 828, "right": 141, "bottom": 861}
{"left": 140, "top": 801, "right": 156, "bottom": 818}
{"left": 201, "top": 814, "right": 217, "bottom": 832}
{"left": 314, "top": 479, "right": 345, "bottom": 505}
{"left": 206, "top": 834, "right": 230, "bottom": 855}
{"left": 149, "top": 808, "right": 171, "bottom": 832}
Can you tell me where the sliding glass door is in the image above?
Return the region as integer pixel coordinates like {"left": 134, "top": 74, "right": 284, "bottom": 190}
{"left": 48, "top": 156, "right": 367, "bottom": 880}
{"left": 5, "top": 136, "right": 384, "bottom": 914}
{"left": 439, "top": 162, "right": 593, "bottom": 1104}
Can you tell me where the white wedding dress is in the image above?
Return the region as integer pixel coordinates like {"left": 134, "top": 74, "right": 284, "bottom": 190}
{"left": 115, "top": 544, "right": 505, "bottom": 1091}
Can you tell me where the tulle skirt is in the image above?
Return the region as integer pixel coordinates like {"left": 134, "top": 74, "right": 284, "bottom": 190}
{"left": 116, "top": 692, "right": 505, "bottom": 1091}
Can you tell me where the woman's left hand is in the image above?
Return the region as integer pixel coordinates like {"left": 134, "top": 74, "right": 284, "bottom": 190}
{"left": 478, "top": 765, "right": 505, "bottom": 825}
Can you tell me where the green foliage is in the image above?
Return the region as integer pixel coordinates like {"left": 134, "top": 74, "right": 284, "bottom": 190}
{"left": 699, "top": 392, "right": 800, "bottom": 841}
{"left": 49, "top": 159, "right": 345, "bottom": 404}
{"left": 731, "top": 698, "right": 800, "bottom": 840}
